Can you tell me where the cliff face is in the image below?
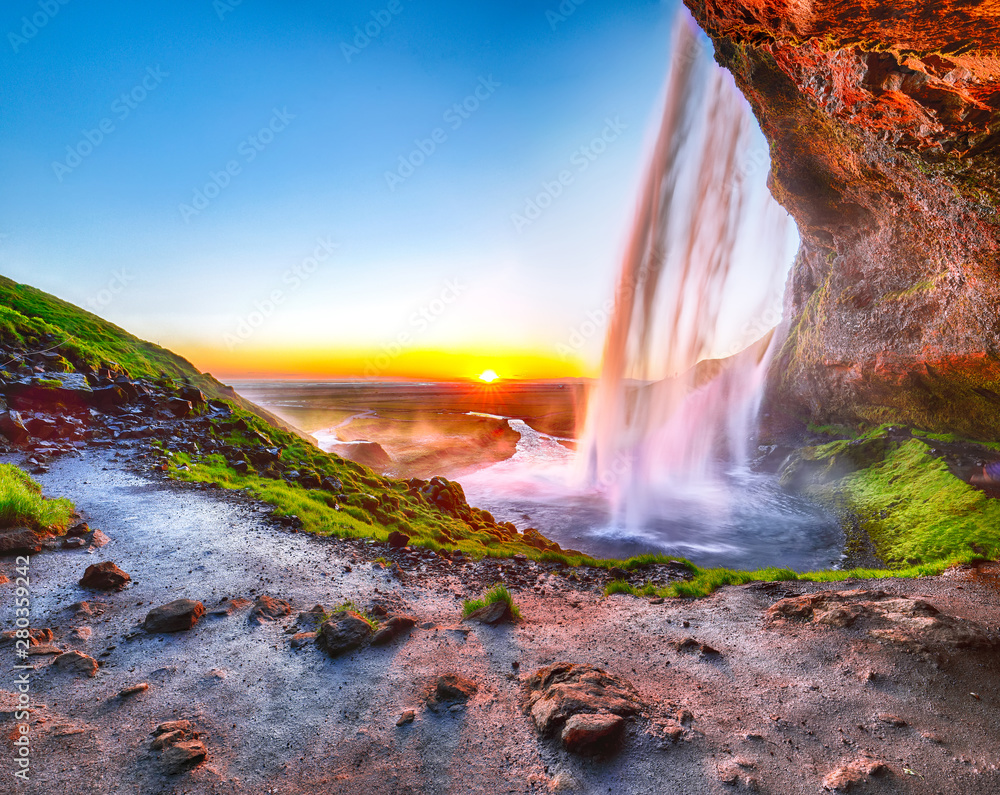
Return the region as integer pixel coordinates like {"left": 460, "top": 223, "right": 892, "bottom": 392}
{"left": 684, "top": 1, "right": 1000, "bottom": 439}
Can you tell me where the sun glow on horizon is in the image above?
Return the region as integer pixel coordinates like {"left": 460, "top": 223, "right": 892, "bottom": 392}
{"left": 478, "top": 369, "right": 500, "bottom": 383}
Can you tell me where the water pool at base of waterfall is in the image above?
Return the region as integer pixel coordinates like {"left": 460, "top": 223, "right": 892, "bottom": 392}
{"left": 460, "top": 417, "right": 845, "bottom": 572}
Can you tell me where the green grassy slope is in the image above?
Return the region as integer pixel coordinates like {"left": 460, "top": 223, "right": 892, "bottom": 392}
{"left": 0, "top": 275, "right": 305, "bottom": 437}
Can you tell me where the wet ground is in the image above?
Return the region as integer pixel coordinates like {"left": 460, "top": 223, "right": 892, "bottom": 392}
{"left": 2, "top": 445, "right": 1000, "bottom": 794}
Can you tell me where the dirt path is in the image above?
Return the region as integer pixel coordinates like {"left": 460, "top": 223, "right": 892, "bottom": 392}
{"left": 3, "top": 446, "right": 1000, "bottom": 794}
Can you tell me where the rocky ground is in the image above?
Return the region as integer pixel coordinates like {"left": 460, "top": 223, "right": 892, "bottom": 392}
{"left": 1, "top": 357, "right": 1000, "bottom": 793}
{"left": 0, "top": 437, "right": 999, "bottom": 793}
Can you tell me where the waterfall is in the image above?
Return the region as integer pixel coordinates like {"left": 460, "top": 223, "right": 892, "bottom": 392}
{"left": 576, "top": 10, "right": 794, "bottom": 525}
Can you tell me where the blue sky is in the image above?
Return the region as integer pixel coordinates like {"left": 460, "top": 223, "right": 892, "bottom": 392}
{"left": 0, "top": 0, "right": 788, "bottom": 379}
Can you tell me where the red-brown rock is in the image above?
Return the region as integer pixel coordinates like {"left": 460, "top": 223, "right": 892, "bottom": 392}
{"left": 143, "top": 599, "right": 205, "bottom": 633}
{"left": 79, "top": 561, "right": 131, "bottom": 591}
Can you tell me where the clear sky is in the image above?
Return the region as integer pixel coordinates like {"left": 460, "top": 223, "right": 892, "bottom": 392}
{"left": 0, "top": 0, "right": 786, "bottom": 381}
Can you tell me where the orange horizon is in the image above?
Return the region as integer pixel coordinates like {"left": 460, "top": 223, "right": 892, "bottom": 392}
{"left": 175, "top": 343, "right": 594, "bottom": 383}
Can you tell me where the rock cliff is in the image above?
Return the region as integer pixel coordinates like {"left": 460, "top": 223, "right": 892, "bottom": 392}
{"left": 685, "top": 0, "right": 1000, "bottom": 438}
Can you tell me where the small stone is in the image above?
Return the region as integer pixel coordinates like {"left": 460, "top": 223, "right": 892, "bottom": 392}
{"left": 151, "top": 730, "right": 185, "bottom": 750}
{"left": 70, "top": 626, "right": 92, "bottom": 641}
{"left": 371, "top": 615, "right": 418, "bottom": 645}
{"left": 464, "top": 599, "right": 516, "bottom": 625}
{"left": 53, "top": 650, "right": 99, "bottom": 677}
{"left": 119, "top": 683, "right": 149, "bottom": 698}
{"left": 89, "top": 529, "right": 111, "bottom": 547}
{"left": 560, "top": 713, "right": 625, "bottom": 754}
{"left": 160, "top": 740, "right": 207, "bottom": 774}
{"left": 27, "top": 644, "right": 63, "bottom": 656}
{"left": 290, "top": 632, "right": 316, "bottom": 649}
{"left": 63, "top": 537, "right": 86, "bottom": 549}
{"left": 152, "top": 720, "right": 192, "bottom": 737}
{"left": 316, "top": 611, "right": 373, "bottom": 657}
{"left": 429, "top": 673, "right": 478, "bottom": 705}
{"left": 396, "top": 710, "right": 415, "bottom": 726}
{"left": 822, "top": 758, "right": 889, "bottom": 791}
{"left": 0, "top": 528, "right": 42, "bottom": 556}
{"left": 143, "top": 599, "right": 205, "bottom": 633}
{"left": 387, "top": 531, "right": 410, "bottom": 548}
{"left": 1, "top": 628, "right": 53, "bottom": 645}
{"left": 250, "top": 595, "right": 292, "bottom": 624}
{"left": 875, "top": 713, "right": 907, "bottom": 727}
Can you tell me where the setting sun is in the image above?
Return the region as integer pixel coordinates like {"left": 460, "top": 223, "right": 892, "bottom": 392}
{"left": 478, "top": 369, "right": 500, "bottom": 383}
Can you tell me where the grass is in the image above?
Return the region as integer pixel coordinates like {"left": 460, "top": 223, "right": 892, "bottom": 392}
{"left": 462, "top": 583, "right": 522, "bottom": 621}
{"left": 0, "top": 464, "right": 75, "bottom": 532}
{"left": 604, "top": 557, "right": 980, "bottom": 600}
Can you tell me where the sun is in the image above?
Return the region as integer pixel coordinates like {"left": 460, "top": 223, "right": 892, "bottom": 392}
{"left": 478, "top": 369, "right": 500, "bottom": 383}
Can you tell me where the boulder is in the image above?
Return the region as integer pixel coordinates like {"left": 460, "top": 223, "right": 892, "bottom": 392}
{"left": 143, "top": 599, "right": 205, "bottom": 633}
{"left": 79, "top": 561, "right": 131, "bottom": 591}
{"left": 53, "top": 650, "right": 99, "bottom": 677}
{"left": 522, "top": 663, "right": 643, "bottom": 740}
{"left": 316, "top": 611, "right": 372, "bottom": 657}
{"left": 370, "top": 615, "right": 418, "bottom": 645}
{"left": 560, "top": 713, "right": 625, "bottom": 754}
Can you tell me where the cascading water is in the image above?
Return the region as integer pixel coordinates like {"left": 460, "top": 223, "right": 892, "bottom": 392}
{"left": 461, "top": 11, "right": 844, "bottom": 570}
{"left": 576, "top": 11, "right": 793, "bottom": 525}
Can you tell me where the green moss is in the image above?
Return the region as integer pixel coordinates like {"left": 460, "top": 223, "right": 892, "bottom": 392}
{"left": 841, "top": 438, "right": 1000, "bottom": 564}
{"left": 882, "top": 276, "right": 942, "bottom": 302}
{"left": 0, "top": 464, "right": 75, "bottom": 533}
{"left": 649, "top": 558, "right": 974, "bottom": 599}
{"left": 462, "top": 583, "right": 521, "bottom": 620}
